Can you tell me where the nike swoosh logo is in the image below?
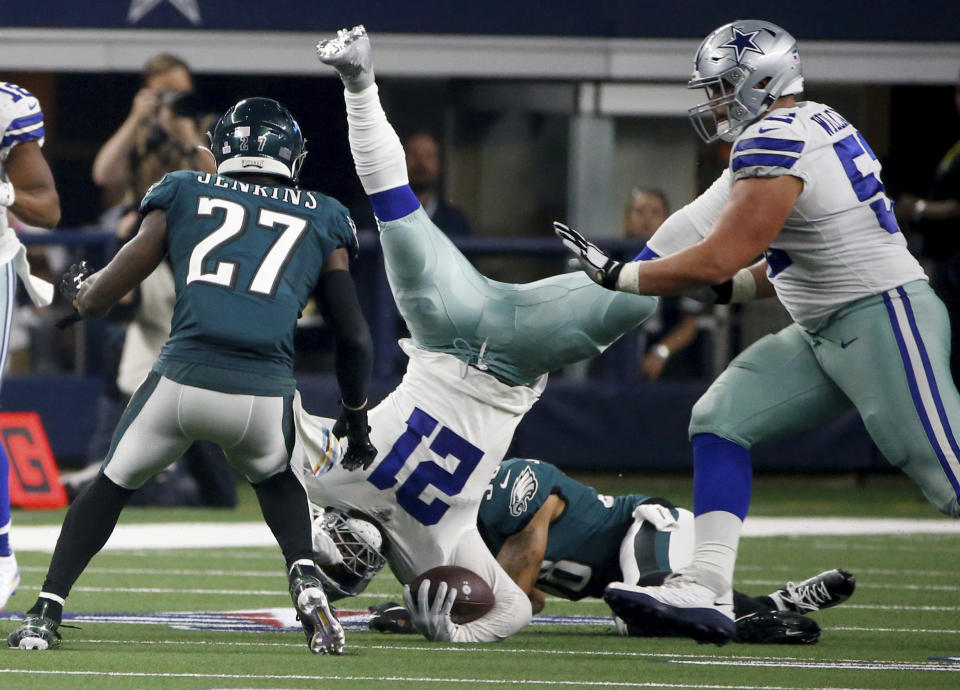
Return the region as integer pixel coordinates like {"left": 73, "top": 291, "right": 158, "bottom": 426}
{"left": 758, "top": 127, "right": 778, "bottom": 133}
{"left": 841, "top": 338, "right": 858, "bottom": 349}
{"left": 499, "top": 470, "right": 511, "bottom": 489}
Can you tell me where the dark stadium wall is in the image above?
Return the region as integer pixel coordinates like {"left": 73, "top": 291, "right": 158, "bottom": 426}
{"left": 3, "top": 2, "right": 958, "bottom": 41}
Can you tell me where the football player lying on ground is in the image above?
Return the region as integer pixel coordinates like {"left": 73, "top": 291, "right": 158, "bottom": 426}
{"left": 363, "top": 457, "right": 855, "bottom": 644}
{"left": 296, "top": 25, "right": 658, "bottom": 643}
{"left": 8, "top": 97, "right": 375, "bottom": 654}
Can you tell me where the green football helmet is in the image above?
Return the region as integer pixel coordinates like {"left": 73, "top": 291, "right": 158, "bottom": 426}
{"left": 209, "top": 97, "right": 307, "bottom": 183}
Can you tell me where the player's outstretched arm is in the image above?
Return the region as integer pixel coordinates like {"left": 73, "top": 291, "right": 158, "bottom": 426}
{"left": 4, "top": 140, "right": 60, "bottom": 228}
{"left": 74, "top": 210, "right": 167, "bottom": 318}
{"left": 494, "top": 495, "right": 563, "bottom": 614}
{"left": 317, "top": 248, "right": 376, "bottom": 470}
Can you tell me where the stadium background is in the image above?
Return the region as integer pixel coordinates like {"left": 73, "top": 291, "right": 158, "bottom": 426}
{"left": 1, "top": 1, "right": 960, "bottom": 475}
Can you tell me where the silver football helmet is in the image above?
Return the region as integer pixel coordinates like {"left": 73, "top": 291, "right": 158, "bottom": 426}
{"left": 314, "top": 508, "right": 386, "bottom": 601}
{"left": 687, "top": 19, "right": 804, "bottom": 143}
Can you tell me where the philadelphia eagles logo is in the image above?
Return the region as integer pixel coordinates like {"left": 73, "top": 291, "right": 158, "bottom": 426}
{"left": 509, "top": 466, "right": 539, "bottom": 516}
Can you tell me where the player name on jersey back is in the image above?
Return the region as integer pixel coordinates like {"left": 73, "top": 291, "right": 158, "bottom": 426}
{"left": 194, "top": 172, "right": 325, "bottom": 210}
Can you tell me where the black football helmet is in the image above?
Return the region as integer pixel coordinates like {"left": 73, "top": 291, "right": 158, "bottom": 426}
{"left": 208, "top": 97, "right": 307, "bottom": 183}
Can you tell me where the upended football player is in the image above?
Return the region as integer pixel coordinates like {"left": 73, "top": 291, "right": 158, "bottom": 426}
{"left": 291, "top": 25, "right": 658, "bottom": 643}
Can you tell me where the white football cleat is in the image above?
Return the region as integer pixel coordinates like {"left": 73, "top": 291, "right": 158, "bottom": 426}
{"left": 0, "top": 553, "right": 20, "bottom": 610}
{"left": 604, "top": 573, "right": 735, "bottom": 645}
{"left": 316, "top": 25, "right": 375, "bottom": 92}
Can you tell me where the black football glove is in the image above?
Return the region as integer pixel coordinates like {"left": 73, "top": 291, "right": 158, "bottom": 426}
{"left": 56, "top": 261, "right": 94, "bottom": 328}
{"left": 553, "top": 222, "right": 623, "bottom": 289}
{"left": 333, "top": 403, "right": 377, "bottom": 471}
{"left": 368, "top": 601, "right": 415, "bottom": 634}
{"left": 60, "top": 261, "right": 92, "bottom": 303}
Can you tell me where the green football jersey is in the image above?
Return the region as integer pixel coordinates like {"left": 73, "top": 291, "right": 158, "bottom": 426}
{"left": 139, "top": 170, "right": 357, "bottom": 396}
{"left": 478, "top": 458, "right": 650, "bottom": 600}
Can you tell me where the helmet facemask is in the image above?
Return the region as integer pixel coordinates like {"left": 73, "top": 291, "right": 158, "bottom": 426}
{"left": 315, "top": 509, "right": 386, "bottom": 601}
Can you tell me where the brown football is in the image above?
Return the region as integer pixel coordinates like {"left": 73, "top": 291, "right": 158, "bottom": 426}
{"left": 410, "top": 565, "right": 495, "bottom": 624}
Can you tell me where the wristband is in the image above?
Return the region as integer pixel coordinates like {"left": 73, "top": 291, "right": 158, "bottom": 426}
{"left": 653, "top": 344, "right": 671, "bottom": 360}
{"left": 615, "top": 261, "right": 641, "bottom": 294}
{"left": 729, "top": 268, "right": 757, "bottom": 304}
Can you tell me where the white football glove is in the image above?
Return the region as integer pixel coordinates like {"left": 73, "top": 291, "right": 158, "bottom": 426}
{"left": 0, "top": 181, "right": 15, "bottom": 208}
{"left": 402, "top": 579, "right": 459, "bottom": 642}
{"left": 632, "top": 502, "right": 679, "bottom": 531}
{"left": 553, "top": 221, "right": 623, "bottom": 289}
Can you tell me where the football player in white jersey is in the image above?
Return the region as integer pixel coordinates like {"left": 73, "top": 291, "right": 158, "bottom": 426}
{"left": 557, "top": 19, "right": 960, "bottom": 645}
{"left": 0, "top": 82, "right": 60, "bottom": 609}
{"left": 298, "top": 27, "right": 659, "bottom": 643}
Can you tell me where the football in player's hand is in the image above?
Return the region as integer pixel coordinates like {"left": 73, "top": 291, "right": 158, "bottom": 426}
{"left": 410, "top": 565, "right": 495, "bottom": 624}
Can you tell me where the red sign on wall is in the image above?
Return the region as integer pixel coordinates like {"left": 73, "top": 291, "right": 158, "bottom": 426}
{"left": 0, "top": 412, "right": 68, "bottom": 509}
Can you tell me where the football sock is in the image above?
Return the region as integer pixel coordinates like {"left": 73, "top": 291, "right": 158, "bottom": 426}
{"left": 684, "top": 433, "right": 752, "bottom": 594}
{"left": 41, "top": 473, "right": 134, "bottom": 599}
{"left": 0, "top": 441, "right": 11, "bottom": 556}
{"left": 0, "top": 521, "right": 10, "bottom": 558}
{"left": 252, "top": 467, "right": 314, "bottom": 570}
{"left": 29, "top": 593, "right": 64, "bottom": 623}
{"left": 733, "top": 591, "right": 769, "bottom": 617}
{"left": 692, "top": 433, "right": 752, "bottom": 519}
{"left": 684, "top": 511, "right": 742, "bottom": 595}
{"left": 754, "top": 594, "right": 781, "bottom": 611}
{"left": 343, "top": 86, "right": 419, "bottom": 221}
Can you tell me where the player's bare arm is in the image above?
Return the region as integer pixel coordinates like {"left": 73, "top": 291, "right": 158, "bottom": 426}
{"left": 495, "top": 494, "right": 564, "bottom": 613}
{"left": 558, "top": 176, "right": 798, "bottom": 299}
{"left": 77, "top": 209, "right": 167, "bottom": 318}
{"left": 5, "top": 140, "right": 60, "bottom": 228}
{"left": 624, "top": 175, "right": 801, "bottom": 295}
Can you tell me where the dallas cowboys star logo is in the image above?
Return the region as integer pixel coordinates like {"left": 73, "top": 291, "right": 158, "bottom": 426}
{"left": 720, "top": 26, "right": 764, "bottom": 62}
{"left": 128, "top": 0, "right": 202, "bottom": 25}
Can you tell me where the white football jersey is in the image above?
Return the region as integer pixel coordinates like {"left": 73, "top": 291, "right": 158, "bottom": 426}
{"left": 293, "top": 339, "right": 541, "bottom": 641}
{"left": 648, "top": 100, "right": 926, "bottom": 331}
{"left": 0, "top": 82, "right": 45, "bottom": 255}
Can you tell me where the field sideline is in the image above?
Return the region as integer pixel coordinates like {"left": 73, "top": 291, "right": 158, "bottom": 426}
{"left": 1, "top": 474, "right": 958, "bottom": 689}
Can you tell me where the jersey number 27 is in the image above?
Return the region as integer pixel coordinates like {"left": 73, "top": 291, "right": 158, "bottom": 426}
{"left": 186, "top": 196, "right": 307, "bottom": 297}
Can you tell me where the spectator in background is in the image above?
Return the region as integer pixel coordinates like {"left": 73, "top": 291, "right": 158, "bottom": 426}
{"left": 404, "top": 131, "right": 471, "bottom": 237}
{"left": 91, "top": 54, "right": 199, "bottom": 209}
{"left": 0, "top": 80, "right": 61, "bottom": 609}
{"left": 622, "top": 188, "right": 711, "bottom": 381}
{"left": 350, "top": 130, "right": 472, "bottom": 236}
{"left": 896, "top": 69, "right": 960, "bottom": 382}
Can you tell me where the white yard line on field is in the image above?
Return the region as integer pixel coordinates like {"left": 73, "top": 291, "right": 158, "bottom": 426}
{"left": 0, "top": 669, "right": 878, "bottom": 689}
{"left": 13, "top": 517, "right": 960, "bottom": 552}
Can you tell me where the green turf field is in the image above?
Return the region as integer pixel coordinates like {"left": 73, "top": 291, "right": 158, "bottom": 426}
{"left": 2, "top": 473, "right": 958, "bottom": 689}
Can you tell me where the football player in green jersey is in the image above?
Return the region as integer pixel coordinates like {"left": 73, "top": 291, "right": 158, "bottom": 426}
{"left": 358, "top": 457, "right": 854, "bottom": 644}
{"left": 8, "top": 98, "right": 374, "bottom": 655}
{"left": 475, "top": 458, "right": 855, "bottom": 644}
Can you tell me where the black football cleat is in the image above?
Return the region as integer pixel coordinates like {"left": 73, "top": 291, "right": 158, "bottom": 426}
{"left": 735, "top": 610, "right": 821, "bottom": 645}
{"left": 769, "top": 569, "right": 856, "bottom": 613}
